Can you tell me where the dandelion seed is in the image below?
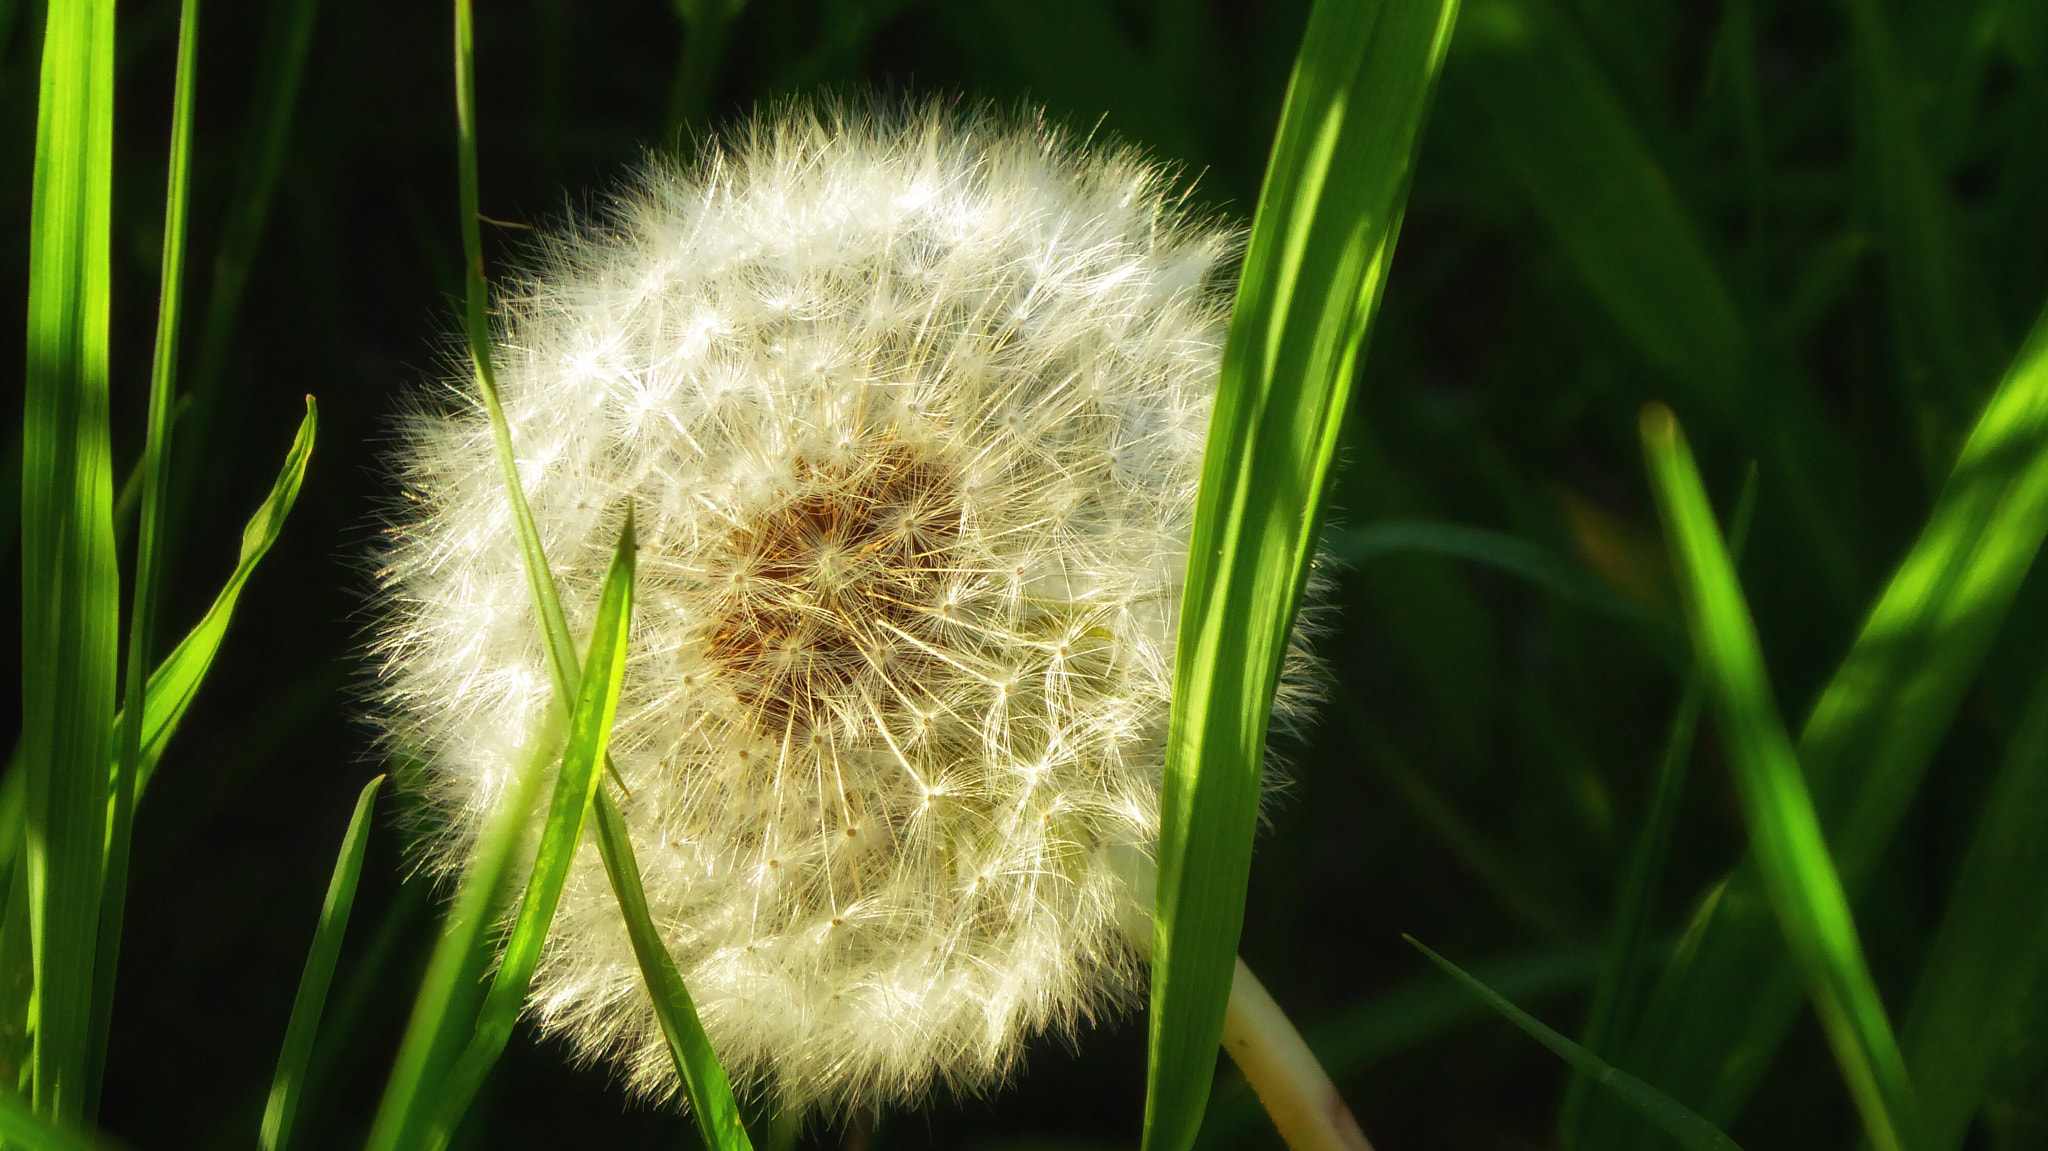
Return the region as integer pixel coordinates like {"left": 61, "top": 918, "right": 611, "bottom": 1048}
{"left": 374, "top": 101, "right": 1315, "bottom": 1113}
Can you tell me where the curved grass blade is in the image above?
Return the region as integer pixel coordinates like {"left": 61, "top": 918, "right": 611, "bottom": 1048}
{"left": 1608, "top": 298, "right": 2048, "bottom": 1140}
{"left": 1640, "top": 405, "right": 1920, "bottom": 1151}
{"left": 87, "top": 0, "right": 200, "bottom": 1112}
{"left": 1898, "top": 659, "right": 2048, "bottom": 1151}
{"left": 1408, "top": 937, "right": 1742, "bottom": 1151}
{"left": 1325, "top": 519, "right": 1658, "bottom": 629}
{"left": 22, "top": 0, "right": 118, "bottom": 1122}
{"left": 422, "top": 512, "right": 639, "bottom": 1147}
{"left": 591, "top": 785, "right": 754, "bottom": 1151}
{"left": 1144, "top": 1, "right": 1459, "bottom": 1148}
{"left": 261, "top": 774, "right": 383, "bottom": 1151}
{"left": 117, "top": 397, "right": 317, "bottom": 801}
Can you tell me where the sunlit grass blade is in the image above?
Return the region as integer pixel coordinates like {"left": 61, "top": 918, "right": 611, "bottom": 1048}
{"left": 1560, "top": 470, "right": 1755, "bottom": 1141}
{"left": 1408, "top": 937, "right": 1742, "bottom": 1151}
{"left": 1610, "top": 298, "right": 2048, "bottom": 1137}
{"left": 0, "top": 1083, "right": 112, "bottom": 1151}
{"left": 260, "top": 774, "right": 383, "bottom": 1151}
{"left": 86, "top": 0, "right": 200, "bottom": 1113}
{"left": 21, "top": 0, "right": 117, "bottom": 1122}
{"left": 1145, "top": 0, "right": 1458, "bottom": 1147}
{"left": 1451, "top": 0, "right": 1855, "bottom": 599}
{"left": 590, "top": 785, "right": 754, "bottom": 1151}
{"left": 452, "top": 0, "right": 576, "bottom": 695}
{"left": 118, "top": 398, "right": 317, "bottom": 800}
{"left": 422, "top": 512, "right": 639, "bottom": 1146}
{"left": 1845, "top": 0, "right": 2000, "bottom": 476}
{"left": 361, "top": 733, "right": 552, "bottom": 1151}
{"left": 1641, "top": 404, "right": 1921, "bottom": 1151}
{"left": 1897, "top": 660, "right": 2048, "bottom": 1151}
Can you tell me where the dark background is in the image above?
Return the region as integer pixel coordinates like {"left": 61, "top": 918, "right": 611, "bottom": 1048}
{"left": 4, "top": 0, "right": 2047, "bottom": 1147}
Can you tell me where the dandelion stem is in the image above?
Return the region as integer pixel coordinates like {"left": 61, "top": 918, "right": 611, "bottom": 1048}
{"left": 1223, "top": 957, "right": 1373, "bottom": 1151}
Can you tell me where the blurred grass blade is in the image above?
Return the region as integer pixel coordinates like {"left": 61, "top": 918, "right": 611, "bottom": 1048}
{"left": 424, "top": 513, "right": 639, "bottom": 1145}
{"left": 1408, "top": 937, "right": 1743, "bottom": 1151}
{"left": 87, "top": 0, "right": 200, "bottom": 1113}
{"left": 1640, "top": 405, "right": 1921, "bottom": 1151}
{"left": 591, "top": 785, "right": 754, "bottom": 1151}
{"left": 1145, "top": 0, "right": 1458, "bottom": 1148}
{"left": 1561, "top": 470, "right": 1755, "bottom": 1140}
{"left": 117, "top": 398, "right": 317, "bottom": 801}
{"left": 22, "top": 0, "right": 118, "bottom": 1122}
{"left": 1846, "top": 0, "right": 1999, "bottom": 476}
{"left": 1898, "top": 660, "right": 2048, "bottom": 1151}
{"left": 1325, "top": 519, "right": 1653, "bottom": 628}
{"left": 0, "top": 1084, "right": 112, "bottom": 1151}
{"left": 260, "top": 774, "right": 383, "bottom": 1151}
{"left": 166, "top": 0, "right": 322, "bottom": 558}
{"left": 1196, "top": 941, "right": 1599, "bottom": 1149}
{"left": 1451, "top": 0, "right": 1855, "bottom": 598}
{"left": 1606, "top": 298, "right": 2048, "bottom": 1140}
{"left": 362, "top": 732, "right": 553, "bottom": 1151}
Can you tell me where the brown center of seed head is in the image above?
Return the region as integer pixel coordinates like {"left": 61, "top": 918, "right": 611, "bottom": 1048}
{"left": 705, "top": 443, "right": 965, "bottom": 737}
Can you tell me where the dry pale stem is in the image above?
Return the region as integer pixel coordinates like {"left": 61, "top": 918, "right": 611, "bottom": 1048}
{"left": 1224, "top": 957, "right": 1375, "bottom": 1151}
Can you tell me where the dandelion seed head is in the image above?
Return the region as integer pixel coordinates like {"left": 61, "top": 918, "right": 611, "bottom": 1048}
{"left": 374, "top": 100, "right": 1315, "bottom": 1112}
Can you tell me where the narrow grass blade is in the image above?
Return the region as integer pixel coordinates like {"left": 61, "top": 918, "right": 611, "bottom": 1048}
{"left": 1144, "top": 1, "right": 1459, "bottom": 1148}
{"left": 21, "top": 0, "right": 118, "bottom": 1122}
{"left": 117, "top": 397, "right": 317, "bottom": 800}
{"left": 1452, "top": 0, "right": 1855, "bottom": 598}
{"left": 0, "top": 1083, "right": 111, "bottom": 1151}
{"left": 1898, "top": 659, "right": 2048, "bottom": 1151}
{"left": 87, "top": 0, "right": 200, "bottom": 1112}
{"left": 590, "top": 785, "right": 753, "bottom": 1151}
{"left": 261, "top": 775, "right": 383, "bottom": 1151}
{"left": 1641, "top": 405, "right": 1921, "bottom": 1151}
{"left": 1560, "top": 470, "right": 1755, "bottom": 1141}
{"left": 1408, "top": 937, "right": 1742, "bottom": 1151}
{"left": 1194, "top": 942, "right": 1599, "bottom": 1149}
{"left": 1607, "top": 299, "right": 2048, "bottom": 1138}
{"left": 166, "top": 0, "right": 321, "bottom": 557}
{"left": 361, "top": 734, "right": 552, "bottom": 1151}
{"left": 423, "top": 512, "right": 639, "bottom": 1145}
{"left": 1325, "top": 519, "right": 1656, "bottom": 629}
{"left": 452, "top": 0, "right": 577, "bottom": 697}
{"left": 1846, "top": 0, "right": 2000, "bottom": 476}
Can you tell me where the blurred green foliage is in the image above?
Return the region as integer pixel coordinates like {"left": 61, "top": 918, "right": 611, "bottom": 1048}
{"left": 4, "top": 0, "right": 2048, "bottom": 1147}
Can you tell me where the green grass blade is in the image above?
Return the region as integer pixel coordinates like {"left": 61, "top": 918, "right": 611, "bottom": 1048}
{"left": 1408, "top": 937, "right": 1743, "bottom": 1151}
{"left": 423, "top": 512, "right": 639, "bottom": 1145}
{"left": 452, "top": 0, "right": 577, "bottom": 699}
{"left": 1326, "top": 520, "right": 1652, "bottom": 625}
{"left": 1846, "top": 0, "right": 2000, "bottom": 476}
{"left": 21, "top": 0, "right": 117, "bottom": 1122}
{"left": 1897, "top": 659, "right": 2048, "bottom": 1151}
{"left": 1144, "top": 0, "right": 1459, "bottom": 1148}
{"left": 1560, "top": 470, "right": 1755, "bottom": 1141}
{"left": 590, "top": 784, "right": 753, "bottom": 1151}
{"left": 260, "top": 774, "right": 383, "bottom": 1151}
{"left": 116, "top": 397, "right": 317, "bottom": 801}
{"left": 1608, "top": 298, "right": 2048, "bottom": 1137}
{"left": 0, "top": 1083, "right": 112, "bottom": 1151}
{"left": 86, "top": 0, "right": 199, "bottom": 1112}
{"left": 1452, "top": 0, "right": 1856, "bottom": 599}
{"left": 362, "top": 734, "right": 553, "bottom": 1151}
{"left": 1640, "top": 405, "right": 1921, "bottom": 1151}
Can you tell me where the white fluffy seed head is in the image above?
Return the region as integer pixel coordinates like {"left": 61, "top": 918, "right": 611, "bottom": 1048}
{"left": 373, "top": 101, "right": 1314, "bottom": 1112}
